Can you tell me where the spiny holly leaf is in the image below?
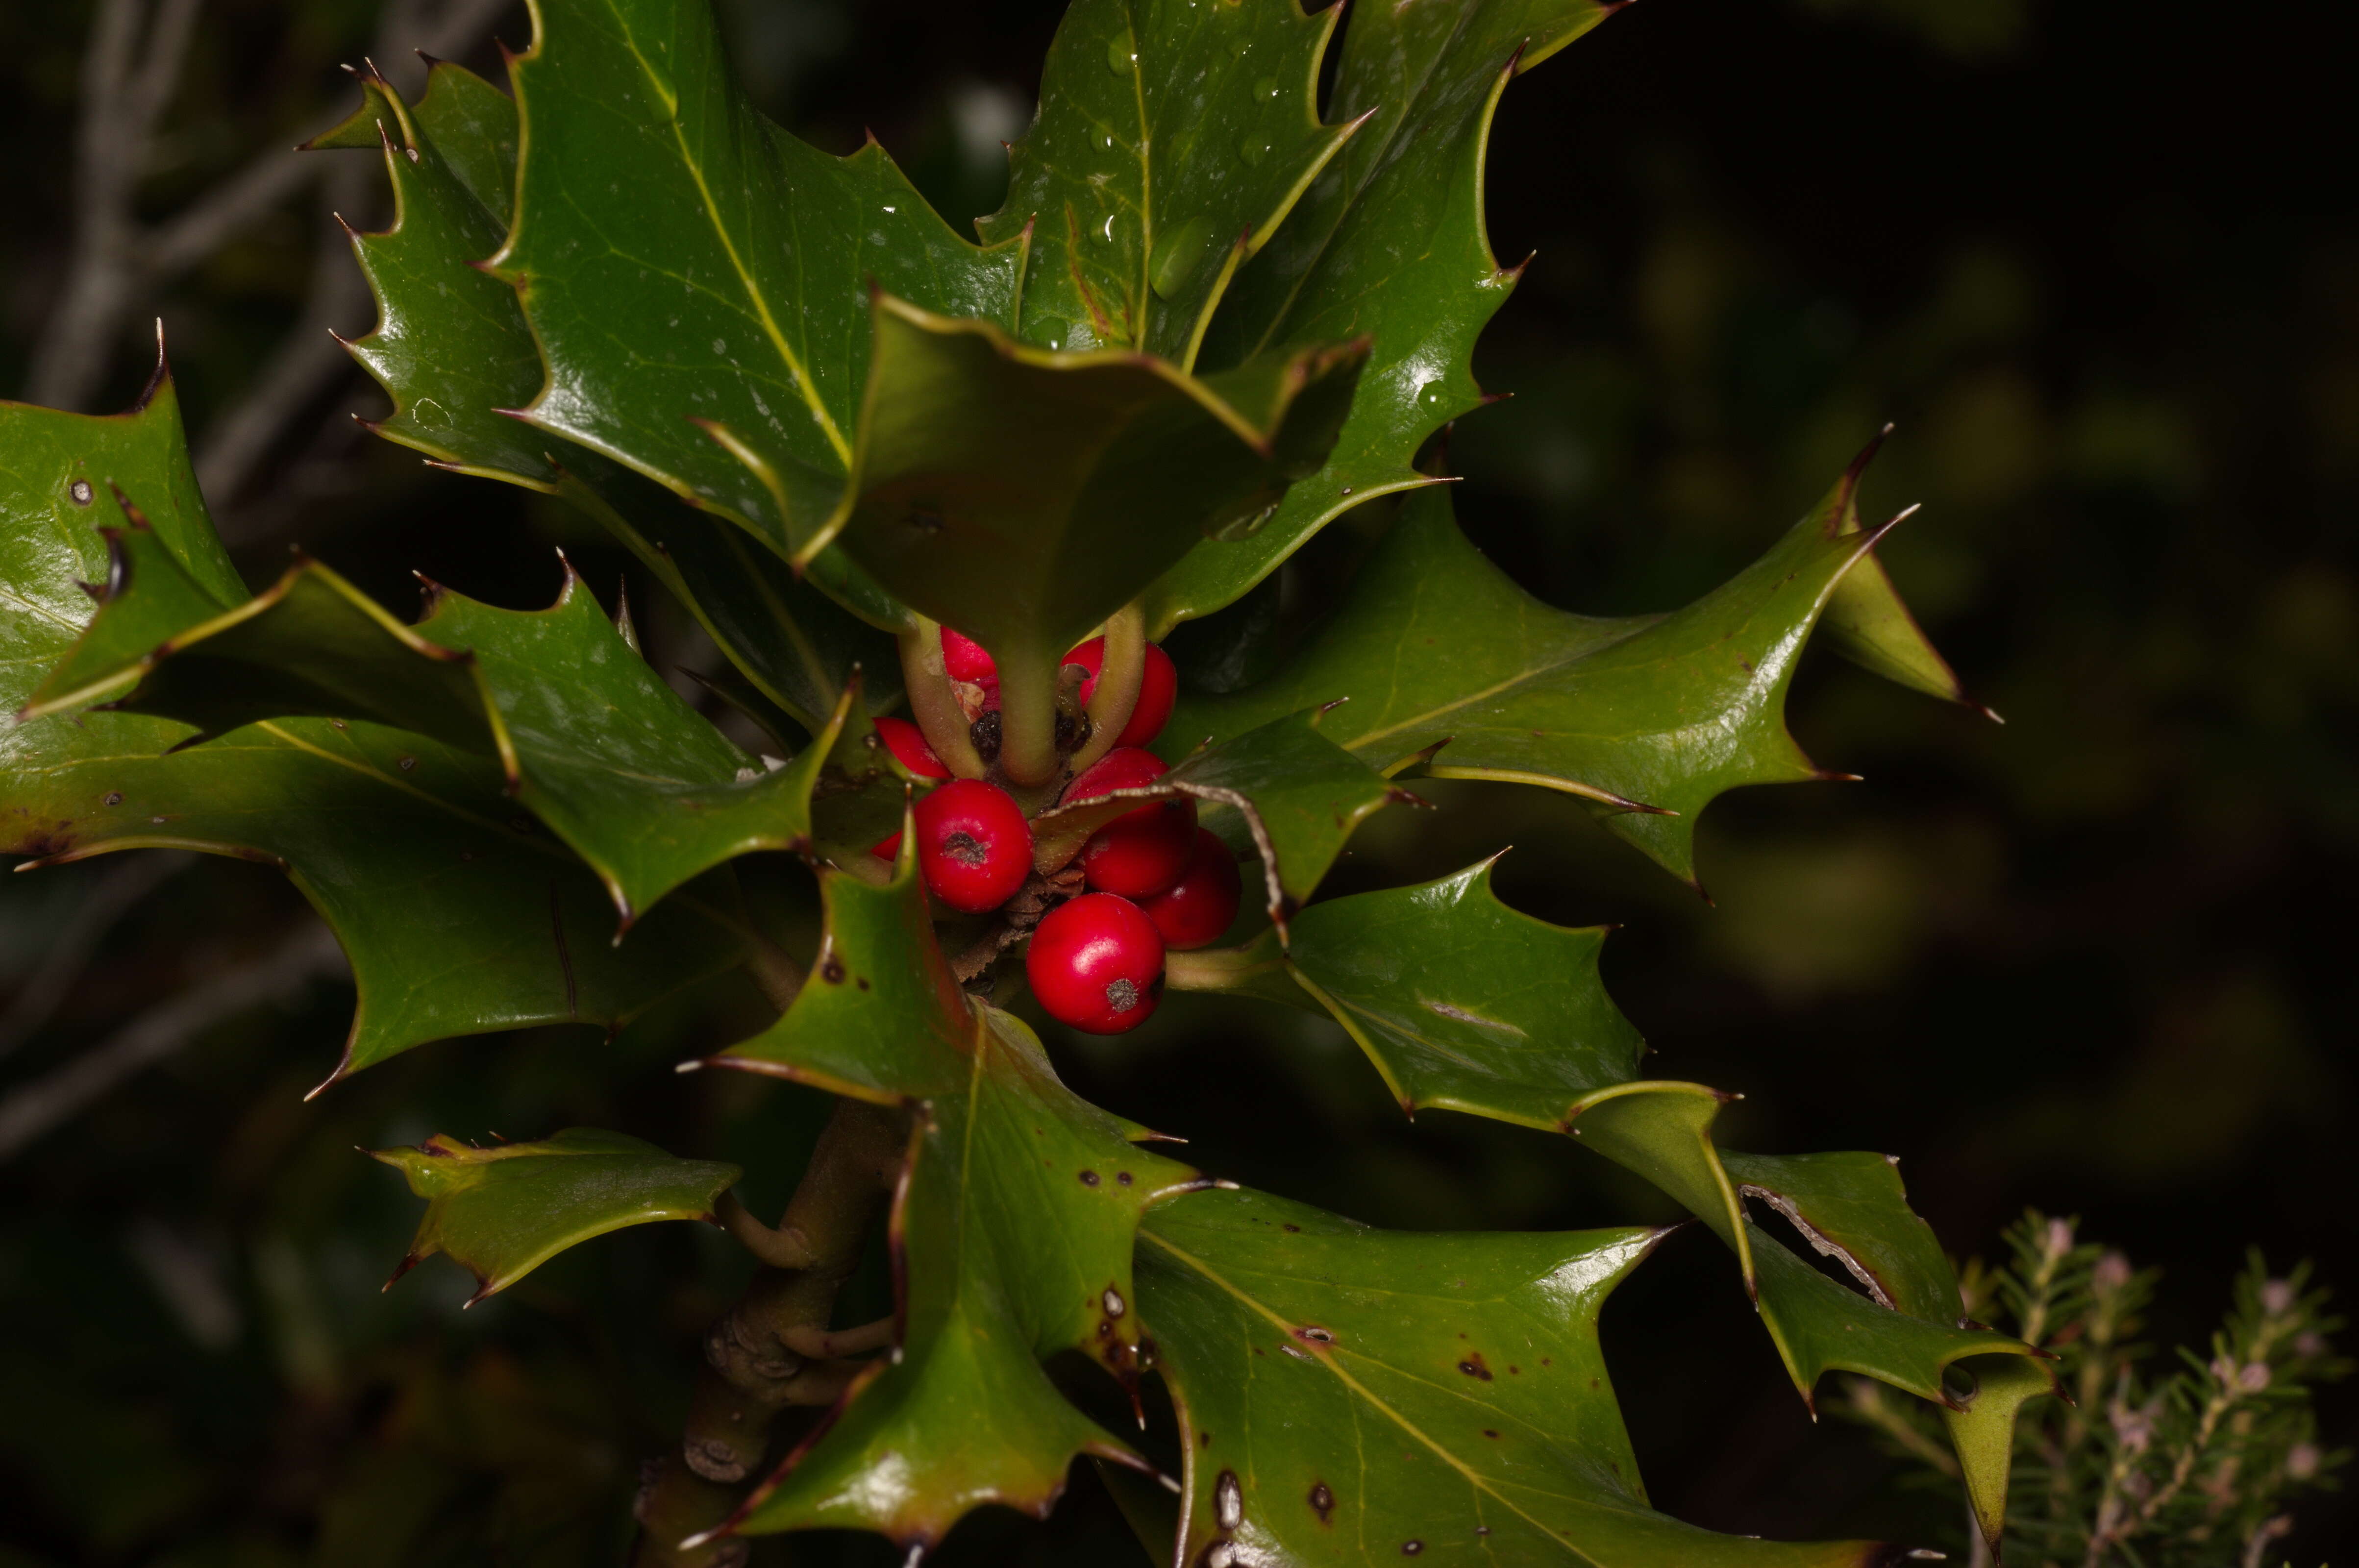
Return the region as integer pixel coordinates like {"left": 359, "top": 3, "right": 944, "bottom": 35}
{"left": 1137, "top": 1185, "right": 1920, "bottom": 1566}
{"left": 976, "top": 0, "right": 1365, "bottom": 364}
{"left": 317, "top": 62, "right": 903, "bottom": 737}
{"left": 703, "top": 854, "right": 1209, "bottom": 1550}
{"left": 1941, "top": 1351, "right": 2063, "bottom": 1556}
{"left": 1142, "top": 0, "right": 1623, "bottom": 632}
{"left": 493, "top": 0, "right": 1025, "bottom": 560}
{"left": 813, "top": 298, "right": 1364, "bottom": 766}
{"left": 25, "top": 529, "right": 890, "bottom": 928}
{"left": 1031, "top": 708, "right": 1407, "bottom": 926}
{"left": 0, "top": 366, "right": 746, "bottom": 1079}
{"left": 1720, "top": 1150, "right": 1959, "bottom": 1323}
{"left": 1721, "top": 1147, "right": 2057, "bottom": 1556}
{"left": 1742, "top": 1230, "right": 2036, "bottom": 1413}
{"left": 1171, "top": 483, "right": 1893, "bottom": 886}
{"left": 1273, "top": 855, "right": 1640, "bottom": 1121}
{"left": 310, "top": 54, "right": 519, "bottom": 220}
{"left": 372, "top": 1127, "right": 741, "bottom": 1304}
{"left": 1813, "top": 429, "right": 1983, "bottom": 712}
{"left": 1165, "top": 856, "right": 2051, "bottom": 1527}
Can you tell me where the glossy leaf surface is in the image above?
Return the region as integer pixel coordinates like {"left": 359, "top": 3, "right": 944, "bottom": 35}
{"left": 1165, "top": 850, "right": 2045, "bottom": 1501}
{"left": 1811, "top": 430, "right": 1978, "bottom": 710}
{"left": 0, "top": 373, "right": 745, "bottom": 1078}
{"left": 323, "top": 63, "right": 903, "bottom": 735}
{"left": 1281, "top": 856, "right": 1642, "bottom": 1121}
{"left": 1139, "top": 1186, "right": 1914, "bottom": 1566}
{"left": 27, "top": 530, "right": 887, "bottom": 927}
{"left": 709, "top": 855, "right": 1208, "bottom": 1549}
{"left": 1142, "top": 0, "right": 1621, "bottom": 631}
{"left": 495, "top": 0, "right": 1024, "bottom": 558}
{"left": 1721, "top": 1149, "right": 1959, "bottom": 1323}
{"left": 819, "top": 299, "right": 1364, "bottom": 737}
{"left": 1172, "top": 484, "right": 1884, "bottom": 884}
{"left": 372, "top": 1127, "right": 741, "bottom": 1302}
{"left": 977, "top": 0, "right": 1360, "bottom": 364}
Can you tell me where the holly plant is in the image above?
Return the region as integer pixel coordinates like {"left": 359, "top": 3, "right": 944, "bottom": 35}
{"left": 0, "top": 0, "right": 2059, "bottom": 1562}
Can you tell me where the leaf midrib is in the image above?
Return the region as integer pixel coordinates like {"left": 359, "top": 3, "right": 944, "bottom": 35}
{"left": 598, "top": 0, "right": 851, "bottom": 467}
{"left": 1242, "top": 2, "right": 1483, "bottom": 362}
{"left": 1142, "top": 1227, "right": 1609, "bottom": 1562}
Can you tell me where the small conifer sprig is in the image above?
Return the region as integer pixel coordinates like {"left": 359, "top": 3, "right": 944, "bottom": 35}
{"left": 1844, "top": 1212, "right": 2348, "bottom": 1567}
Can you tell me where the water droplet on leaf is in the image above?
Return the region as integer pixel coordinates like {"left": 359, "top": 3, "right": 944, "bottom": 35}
{"left": 1253, "top": 75, "right": 1279, "bottom": 101}
{"left": 1149, "top": 215, "right": 1217, "bottom": 299}
{"left": 1106, "top": 37, "right": 1137, "bottom": 73}
{"left": 1240, "top": 138, "right": 1267, "bottom": 167}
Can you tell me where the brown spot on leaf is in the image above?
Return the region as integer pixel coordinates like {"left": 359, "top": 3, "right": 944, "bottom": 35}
{"left": 1078, "top": 1169, "right": 1100, "bottom": 1186}
{"left": 1458, "top": 1351, "right": 1492, "bottom": 1380}
{"left": 103, "top": 792, "right": 121, "bottom": 806}
{"left": 1308, "top": 1481, "right": 1334, "bottom": 1523}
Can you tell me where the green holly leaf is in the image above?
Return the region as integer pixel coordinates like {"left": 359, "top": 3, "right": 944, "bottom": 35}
{"left": 372, "top": 1127, "right": 742, "bottom": 1304}
{"left": 976, "top": 0, "right": 1364, "bottom": 364}
{"left": 814, "top": 298, "right": 1364, "bottom": 775}
{"left": 1813, "top": 428, "right": 1984, "bottom": 712}
{"left": 319, "top": 62, "right": 904, "bottom": 737}
{"left": 0, "top": 369, "right": 747, "bottom": 1079}
{"left": 1031, "top": 708, "right": 1406, "bottom": 924}
{"left": 1170, "top": 483, "right": 1889, "bottom": 886}
{"left": 1718, "top": 1149, "right": 2058, "bottom": 1554}
{"left": 1719, "top": 1149, "right": 1960, "bottom": 1323}
{"left": 703, "top": 854, "right": 1210, "bottom": 1550}
{"left": 27, "top": 526, "right": 901, "bottom": 928}
{"left": 407, "top": 54, "right": 521, "bottom": 220}
{"left": 1941, "top": 1351, "right": 2063, "bottom": 1556}
{"left": 1165, "top": 852, "right": 2052, "bottom": 1511}
{"left": 1269, "top": 854, "right": 1640, "bottom": 1121}
{"left": 493, "top": 0, "right": 1025, "bottom": 561}
{"left": 1142, "top": 0, "right": 1622, "bottom": 632}
{"left": 1137, "top": 1185, "right": 1921, "bottom": 1566}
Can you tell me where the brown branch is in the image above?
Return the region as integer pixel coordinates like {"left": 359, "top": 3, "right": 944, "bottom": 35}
{"left": 0, "top": 851, "right": 194, "bottom": 1063}
{"left": 0, "top": 921, "right": 346, "bottom": 1161}
{"left": 632, "top": 1096, "right": 908, "bottom": 1565}
{"left": 25, "top": 0, "right": 518, "bottom": 420}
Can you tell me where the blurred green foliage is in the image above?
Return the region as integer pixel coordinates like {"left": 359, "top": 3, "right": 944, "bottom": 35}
{"left": 0, "top": 0, "right": 2350, "bottom": 1561}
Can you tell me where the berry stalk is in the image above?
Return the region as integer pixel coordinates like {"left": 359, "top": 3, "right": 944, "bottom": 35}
{"left": 895, "top": 618, "right": 988, "bottom": 780}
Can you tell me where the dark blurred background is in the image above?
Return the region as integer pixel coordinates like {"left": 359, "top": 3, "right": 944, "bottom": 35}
{"left": 1, "top": 0, "right": 2351, "bottom": 1562}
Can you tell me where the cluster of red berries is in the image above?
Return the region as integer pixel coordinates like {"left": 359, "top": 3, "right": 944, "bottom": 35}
{"left": 868, "top": 629, "right": 1240, "bottom": 1036}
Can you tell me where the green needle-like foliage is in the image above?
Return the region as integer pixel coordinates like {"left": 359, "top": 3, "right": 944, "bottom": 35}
{"left": 0, "top": 0, "right": 2068, "bottom": 1560}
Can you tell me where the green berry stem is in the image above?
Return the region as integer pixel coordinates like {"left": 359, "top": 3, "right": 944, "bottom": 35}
{"left": 1069, "top": 602, "right": 1145, "bottom": 774}
{"left": 896, "top": 617, "right": 988, "bottom": 780}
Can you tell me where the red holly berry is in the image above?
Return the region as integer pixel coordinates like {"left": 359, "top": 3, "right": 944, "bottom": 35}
{"left": 1065, "top": 637, "right": 1178, "bottom": 748}
{"left": 1026, "top": 892, "right": 1165, "bottom": 1034}
{"left": 941, "top": 626, "right": 997, "bottom": 684}
{"left": 1140, "top": 829, "right": 1242, "bottom": 950}
{"left": 911, "top": 779, "right": 1032, "bottom": 912}
{"left": 874, "top": 715, "right": 950, "bottom": 780}
{"left": 1066, "top": 747, "right": 1197, "bottom": 899}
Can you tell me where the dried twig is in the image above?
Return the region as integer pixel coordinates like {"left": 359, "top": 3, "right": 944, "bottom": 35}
{"left": 0, "top": 921, "right": 346, "bottom": 1161}
{"left": 25, "top": 0, "right": 517, "bottom": 445}
{"left": 0, "top": 851, "right": 195, "bottom": 1062}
